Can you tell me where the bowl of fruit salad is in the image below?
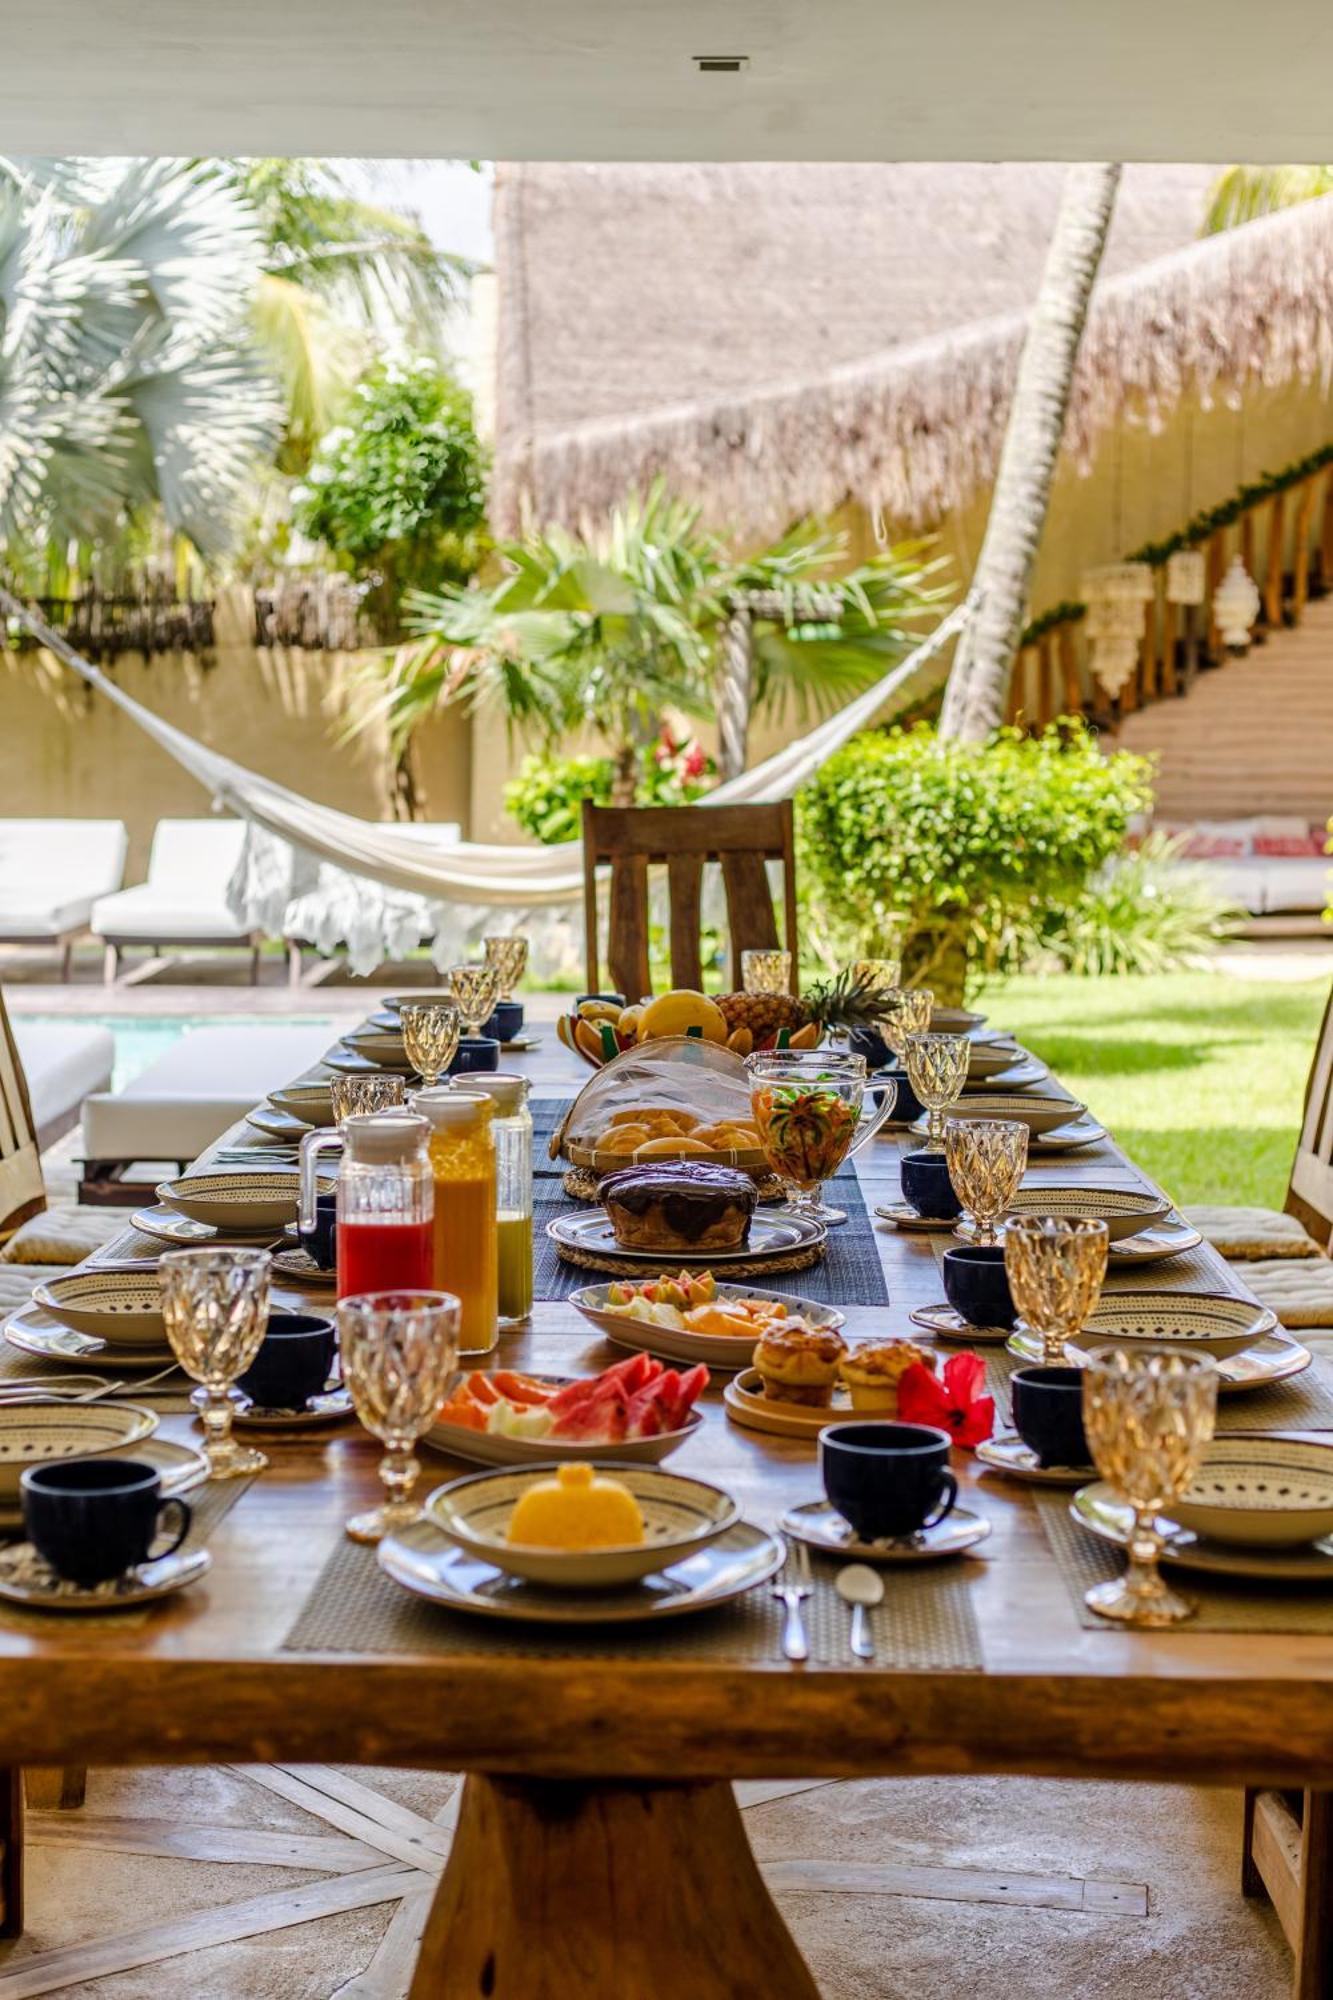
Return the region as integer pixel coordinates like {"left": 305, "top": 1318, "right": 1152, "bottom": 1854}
{"left": 426, "top": 1352, "right": 709, "bottom": 1467}
{"left": 571, "top": 1270, "right": 845, "bottom": 1371}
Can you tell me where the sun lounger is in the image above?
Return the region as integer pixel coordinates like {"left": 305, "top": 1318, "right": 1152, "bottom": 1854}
{"left": 90, "top": 818, "right": 261, "bottom": 982}
{"left": 11, "top": 1019, "right": 114, "bottom": 1150}
{"left": 79, "top": 1021, "right": 334, "bottom": 1201}
{"left": 0, "top": 819, "right": 129, "bottom": 978}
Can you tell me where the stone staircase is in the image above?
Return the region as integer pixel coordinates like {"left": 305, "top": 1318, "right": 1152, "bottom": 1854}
{"left": 1114, "top": 593, "right": 1333, "bottom": 822}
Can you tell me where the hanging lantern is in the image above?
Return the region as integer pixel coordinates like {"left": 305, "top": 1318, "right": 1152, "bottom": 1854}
{"left": 1214, "top": 556, "right": 1261, "bottom": 651}
{"left": 1088, "top": 629, "right": 1140, "bottom": 699}
{"left": 1165, "top": 549, "right": 1206, "bottom": 607}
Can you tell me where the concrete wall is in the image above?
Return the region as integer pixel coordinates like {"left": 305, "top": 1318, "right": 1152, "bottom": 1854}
{"left": 2, "top": 587, "right": 471, "bottom": 876}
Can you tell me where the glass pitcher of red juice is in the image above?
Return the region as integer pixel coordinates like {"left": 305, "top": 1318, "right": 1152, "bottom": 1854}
{"left": 299, "top": 1113, "right": 434, "bottom": 1299}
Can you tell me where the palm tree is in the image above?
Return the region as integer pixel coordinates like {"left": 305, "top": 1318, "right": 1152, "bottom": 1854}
{"left": 363, "top": 485, "right": 946, "bottom": 799}
{"left": 938, "top": 163, "right": 1122, "bottom": 742}
{"left": 0, "top": 157, "right": 280, "bottom": 557}
{"left": 1204, "top": 165, "right": 1333, "bottom": 234}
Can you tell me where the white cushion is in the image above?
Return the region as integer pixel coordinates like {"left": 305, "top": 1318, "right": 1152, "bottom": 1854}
{"left": 0, "top": 1264, "right": 70, "bottom": 1314}
{"left": 81, "top": 1022, "right": 333, "bottom": 1160}
{"left": 90, "top": 884, "right": 253, "bottom": 941}
{"left": 1238, "top": 1258, "right": 1333, "bottom": 1328}
{"left": 12, "top": 1023, "right": 114, "bottom": 1136}
{"left": 0, "top": 819, "right": 128, "bottom": 934}
{"left": 1186, "top": 858, "right": 1269, "bottom": 913}
{"left": 1259, "top": 858, "right": 1331, "bottom": 915}
{"left": 144, "top": 818, "right": 249, "bottom": 891}
{"left": 1, "top": 1203, "right": 124, "bottom": 1266}
{"left": 1185, "top": 1204, "right": 1322, "bottom": 1259}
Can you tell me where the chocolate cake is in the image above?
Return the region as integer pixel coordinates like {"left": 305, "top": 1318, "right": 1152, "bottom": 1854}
{"left": 598, "top": 1162, "right": 757, "bottom": 1253}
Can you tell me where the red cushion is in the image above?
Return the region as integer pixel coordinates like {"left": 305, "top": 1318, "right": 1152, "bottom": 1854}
{"left": 1181, "top": 835, "right": 1249, "bottom": 859}
{"left": 1253, "top": 834, "right": 1327, "bottom": 857}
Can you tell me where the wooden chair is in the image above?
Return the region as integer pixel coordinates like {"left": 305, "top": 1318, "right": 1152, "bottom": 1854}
{"left": 1284, "top": 980, "right": 1333, "bottom": 1248}
{"left": 0, "top": 983, "right": 43, "bottom": 1243}
{"left": 581, "top": 800, "right": 798, "bottom": 1002}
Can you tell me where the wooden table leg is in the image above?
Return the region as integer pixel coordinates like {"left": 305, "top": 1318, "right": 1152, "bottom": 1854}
{"left": 408, "top": 1774, "right": 820, "bottom": 1999}
{"left": 1294, "top": 1790, "right": 1333, "bottom": 2000}
{"left": 0, "top": 1768, "right": 22, "bottom": 1938}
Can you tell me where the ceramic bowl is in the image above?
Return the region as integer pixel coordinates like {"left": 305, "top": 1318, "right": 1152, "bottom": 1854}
{"left": 929, "top": 1007, "right": 987, "bottom": 1034}
{"left": 1074, "top": 1290, "right": 1276, "bottom": 1360}
{"left": 950, "top": 1091, "right": 1084, "bottom": 1136}
{"left": 1170, "top": 1438, "right": 1333, "bottom": 1547}
{"left": 426, "top": 1463, "right": 740, "bottom": 1588}
{"left": 966, "top": 1042, "right": 1024, "bottom": 1079}
{"left": 999, "top": 1185, "right": 1171, "bottom": 1242}
{"left": 342, "top": 1029, "right": 413, "bottom": 1068}
{"left": 0, "top": 1402, "right": 157, "bottom": 1504}
{"left": 268, "top": 1084, "right": 336, "bottom": 1128}
{"left": 32, "top": 1270, "right": 168, "bottom": 1347}
{"left": 156, "top": 1171, "right": 329, "bottom": 1232}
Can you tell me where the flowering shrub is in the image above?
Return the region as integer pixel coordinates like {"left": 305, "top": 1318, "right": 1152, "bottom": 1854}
{"left": 505, "top": 731, "right": 716, "bottom": 845}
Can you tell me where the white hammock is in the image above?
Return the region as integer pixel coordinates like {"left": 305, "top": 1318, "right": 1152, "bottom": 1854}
{"left": 0, "top": 586, "right": 968, "bottom": 969}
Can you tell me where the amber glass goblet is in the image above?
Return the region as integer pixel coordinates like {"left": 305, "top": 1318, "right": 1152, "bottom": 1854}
{"left": 944, "top": 1117, "right": 1028, "bottom": 1245}
{"left": 852, "top": 958, "right": 902, "bottom": 994}
{"left": 329, "top": 1072, "right": 407, "bottom": 1126}
{"left": 159, "top": 1248, "right": 272, "bottom": 1479}
{"left": 338, "top": 1289, "right": 462, "bottom": 1543}
{"left": 1082, "top": 1346, "right": 1218, "bottom": 1627}
{"left": 401, "top": 1000, "right": 461, "bottom": 1088}
{"left": 903, "top": 1031, "right": 970, "bottom": 1147}
{"left": 447, "top": 963, "right": 500, "bottom": 1038}
{"left": 483, "top": 935, "right": 529, "bottom": 1000}
{"left": 1004, "top": 1215, "right": 1109, "bottom": 1364}
{"left": 878, "top": 987, "right": 934, "bottom": 1060}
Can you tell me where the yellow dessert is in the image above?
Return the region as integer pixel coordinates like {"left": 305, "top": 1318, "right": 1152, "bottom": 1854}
{"left": 505, "top": 1463, "right": 646, "bottom": 1550}
{"left": 839, "top": 1340, "right": 935, "bottom": 1414}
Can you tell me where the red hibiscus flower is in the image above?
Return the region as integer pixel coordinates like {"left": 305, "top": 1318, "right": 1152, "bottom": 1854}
{"left": 896, "top": 1352, "right": 995, "bottom": 1450}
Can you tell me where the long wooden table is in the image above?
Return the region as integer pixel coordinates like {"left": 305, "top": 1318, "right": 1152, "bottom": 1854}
{"left": 3, "top": 1030, "right": 1330, "bottom": 1996}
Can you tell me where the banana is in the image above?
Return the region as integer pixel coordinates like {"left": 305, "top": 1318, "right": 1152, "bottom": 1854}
{"left": 577, "top": 1000, "right": 624, "bottom": 1024}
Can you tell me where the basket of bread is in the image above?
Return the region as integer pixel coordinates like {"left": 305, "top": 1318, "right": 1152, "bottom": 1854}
{"left": 550, "top": 1038, "right": 774, "bottom": 1199}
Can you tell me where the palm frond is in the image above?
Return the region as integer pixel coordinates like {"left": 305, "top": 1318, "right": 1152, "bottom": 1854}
{"left": 252, "top": 272, "right": 362, "bottom": 450}
{"left": 1203, "top": 164, "right": 1333, "bottom": 234}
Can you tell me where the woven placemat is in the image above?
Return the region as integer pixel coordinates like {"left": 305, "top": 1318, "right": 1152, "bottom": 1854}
{"left": 0, "top": 1335, "right": 195, "bottom": 1411}
{"left": 983, "top": 1342, "right": 1333, "bottom": 1434}
{"left": 1033, "top": 1488, "right": 1333, "bottom": 1634}
{"left": 283, "top": 1535, "right": 983, "bottom": 1668}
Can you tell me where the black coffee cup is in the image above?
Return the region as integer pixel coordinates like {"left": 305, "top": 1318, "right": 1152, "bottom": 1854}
{"left": 900, "top": 1147, "right": 963, "bottom": 1220}
{"left": 820, "top": 1421, "right": 959, "bottom": 1541}
{"left": 298, "top": 1188, "right": 338, "bottom": 1271}
{"left": 942, "top": 1244, "right": 1017, "bottom": 1329}
{"left": 237, "top": 1312, "right": 336, "bottom": 1411}
{"left": 483, "top": 999, "right": 524, "bottom": 1043}
{"left": 1010, "top": 1366, "right": 1091, "bottom": 1469}
{"left": 22, "top": 1459, "right": 192, "bottom": 1588}
{"left": 848, "top": 1025, "right": 891, "bottom": 1071}
{"left": 450, "top": 1035, "right": 500, "bottom": 1075}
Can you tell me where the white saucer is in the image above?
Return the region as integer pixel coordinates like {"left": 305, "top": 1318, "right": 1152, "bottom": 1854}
{"left": 1107, "top": 1218, "right": 1205, "bottom": 1264}
{"left": 910, "top": 1304, "right": 1013, "bottom": 1345}
{"left": 975, "top": 1432, "right": 1093, "bottom": 1486}
{"left": 778, "top": 1500, "right": 991, "bottom": 1562}
{"left": 190, "top": 1384, "right": 354, "bottom": 1430}
{"left": 1071, "top": 1483, "right": 1333, "bottom": 1583}
{"left": 0, "top": 1545, "right": 211, "bottom": 1611}
{"left": 1032, "top": 1116, "right": 1109, "bottom": 1153}
{"left": 271, "top": 1248, "right": 337, "bottom": 1288}
{"left": 873, "top": 1204, "right": 958, "bottom": 1232}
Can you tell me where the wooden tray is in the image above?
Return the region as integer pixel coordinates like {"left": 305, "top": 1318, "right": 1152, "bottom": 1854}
{"left": 723, "top": 1368, "right": 901, "bottom": 1439}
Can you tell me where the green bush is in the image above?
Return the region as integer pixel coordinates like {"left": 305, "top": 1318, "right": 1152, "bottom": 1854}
{"left": 504, "top": 734, "right": 715, "bottom": 846}
{"left": 1038, "top": 833, "right": 1240, "bottom": 976}
{"left": 797, "top": 721, "right": 1157, "bottom": 1000}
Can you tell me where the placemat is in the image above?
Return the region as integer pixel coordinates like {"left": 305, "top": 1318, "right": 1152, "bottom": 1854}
{"left": 283, "top": 1536, "right": 983, "bottom": 1668}
{"left": 1034, "top": 1488, "right": 1333, "bottom": 1634}
{"left": 981, "top": 1341, "right": 1333, "bottom": 1434}
{"left": 0, "top": 1336, "right": 195, "bottom": 1411}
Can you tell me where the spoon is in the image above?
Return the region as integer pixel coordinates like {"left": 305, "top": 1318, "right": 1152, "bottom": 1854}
{"left": 835, "top": 1563, "right": 884, "bottom": 1661}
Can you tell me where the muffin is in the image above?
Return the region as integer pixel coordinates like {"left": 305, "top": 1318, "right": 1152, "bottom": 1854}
{"left": 599, "top": 1162, "right": 757, "bottom": 1253}
{"left": 753, "top": 1323, "right": 848, "bottom": 1407}
{"left": 839, "top": 1340, "right": 936, "bottom": 1414}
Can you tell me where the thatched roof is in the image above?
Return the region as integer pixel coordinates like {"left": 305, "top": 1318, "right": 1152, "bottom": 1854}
{"left": 492, "top": 164, "right": 1333, "bottom": 537}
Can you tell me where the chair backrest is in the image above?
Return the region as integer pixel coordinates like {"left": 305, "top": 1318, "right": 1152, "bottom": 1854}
{"left": 0, "top": 820, "right": 128, "bottom": 899}
{"left": 0, "top": 984, "right": 43, "bottom": 1239}
{"left": 1286, "top": 983, "right": 1333, "bottom": 1247}
{"left": 145, "top": 819, "right": 249, "bottom": 890}
{"left": 582, "top": 800, "right": 798, "bottom": 1002}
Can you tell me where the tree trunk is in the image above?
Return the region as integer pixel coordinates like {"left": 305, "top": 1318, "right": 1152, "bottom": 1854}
{"left": 610, "top": 741, "right": 638, "bottom": 806}
{"left": 938, "top": 163, "right": 1123, "bottom": 743}
{"left": 717, "top": 607, "right": 754, "bottom": 779}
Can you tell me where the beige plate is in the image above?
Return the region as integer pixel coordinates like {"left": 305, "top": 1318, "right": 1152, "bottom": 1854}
{"left": 32, "top": 1270, "right": 168, "bottom": 1347}
{"left": 157, "top": 1170, "right": 331, "bottom": 1233}
{"left": 963, "top": 1056, "right": 1049, "bottom": 1091}
{"left": 4, "top": 1303, "right": 172, "bottom": 1370}
{"left": 1031, "top": 1116, "right": 1109, "bottom": 1153}
{"left": 572, "top": 1282, "right": 844, "bottom": 1372}
{"left": 245, "top": 1108, "right": 313, "bottom": 1141}
{"left": 724, "top": 1367, "right": 917, "bottom": 1440}
{"left": 0, "top": 1400, "right": 157, "bottom": 1504}
{"left": 779, "top": 1499, "right": 992, "bottom": 1562}
{"left": 325, "top": 1044, "right": 413, "bottom": 1076}
{"left": 0, "top": 1545, "right": 211, "bottom": 1612}
{"left": 425, "top": 1374, "right": 703, "bottom": 1468}
{"left": 1107, "top": 1217, "right": 1204, "bottom": 1263}
{"left": 0, "top": 1435, "right": 207, "bottom": 1526}
{"left": 129, "top": 1205, "right": 278, "bottom": 1249}
{"left": 267, "top": 1085, "right": 336, "bottom": 1128}
{"left": 910, "top": 1303, "right": 1012, "bottom": 1346}
{"left": 917, "top": 1091, "right": 1082, "bottom": 1136}
{"left": 379, "top": 1515, "right": 784, "bottom": 1625}
{"left": 975, "top": 1432, "right": 1092, "bottom": 1486}
{"left": 1069, "top": 1289, "right": 1278, "bottom": 1359}
{"left": 955, "top": 1185, "right": 1173, "bottom": 1244}
{"left": 1057, "top": 1329, "right": 1313, "bottom": 1395}
{"left": 425, "top": 1463, "right": 740, "bottom": 1588}
{"left": 930, "top": 1008, "right": 987, "bottom": 1034}
{"left": 1072, "top": 1482, "right": 1333, "bottom": 1582}
{"left": 1168, "top": 1437, "right": 1333, "bottom": 1547}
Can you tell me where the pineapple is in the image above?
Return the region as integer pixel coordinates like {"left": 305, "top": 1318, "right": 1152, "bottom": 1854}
{"left": 718, "top": 970, "right": 898, "bottom": 1049}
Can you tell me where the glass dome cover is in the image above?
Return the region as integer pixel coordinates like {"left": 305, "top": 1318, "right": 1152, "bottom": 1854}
{"left": 552, "top": 1036, "right": 767, "bottom": 1174}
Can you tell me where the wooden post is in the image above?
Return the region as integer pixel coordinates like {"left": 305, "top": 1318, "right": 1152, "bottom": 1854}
{"left": 1037, "top": 634, "right": 1057, "bottom": 727}
{"left": 1161, "top": 598, "right": 1179, "bottom": 697}
{"left": 1293, "top": 475, "right": 1319, "bottom": 620}
{"left": 1138, "top": 593, "right": 1158, "bottom": 704}
{"left": 1264, "top": 491, "right": 1286, "bottom": 629}
{"left": 1321, "top": 470, "right": 1333, "bottom": 588}
{"left": 1206, "top": 528, "right": 1227, "bottom": 657}
{"left": 1059, "top": 623, "right": 1083, "bottom": 718}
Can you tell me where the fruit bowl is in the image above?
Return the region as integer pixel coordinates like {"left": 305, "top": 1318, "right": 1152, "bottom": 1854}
{"left": 555, "top": 986, "right": 841, "bottom": 1069}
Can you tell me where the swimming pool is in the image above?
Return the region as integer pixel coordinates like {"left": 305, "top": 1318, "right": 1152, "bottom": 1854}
{"left": 22, "top": 1014, "right": 335, "bottom": 1092}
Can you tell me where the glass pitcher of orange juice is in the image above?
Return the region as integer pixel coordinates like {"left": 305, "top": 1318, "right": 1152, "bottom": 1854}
{"left": 414, "top": 1089, "right": 498, "bottom": 1357}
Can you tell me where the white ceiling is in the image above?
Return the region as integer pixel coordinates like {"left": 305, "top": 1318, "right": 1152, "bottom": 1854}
{"left": 4, "top": 0, "right": 1330, "bottom": 159}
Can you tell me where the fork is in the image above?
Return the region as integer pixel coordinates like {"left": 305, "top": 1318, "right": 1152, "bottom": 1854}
{"left": 771, "top": 1538, "right": 812, "bottom": 1663}
{"left": 0, "top": 1361, "right": 183, "bottom": 1406}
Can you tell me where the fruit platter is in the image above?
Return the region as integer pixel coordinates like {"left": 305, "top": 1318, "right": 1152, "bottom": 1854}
{"left": 551, "top": 1038, "right": 775, "bottom": 1193}
{"left": 425, "top": 1353, "right": 708, "bottom": 1467}
{"left": 571, "top": 1270, "right": 844, "bottom": 1370}
{"left": 556, "top": 973, "right": 895, "bottom": 1069}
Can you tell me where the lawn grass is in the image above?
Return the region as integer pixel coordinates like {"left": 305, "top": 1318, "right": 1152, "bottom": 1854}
{"left": 984, "top": 970, "right": 1329, "bottom": 1210}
